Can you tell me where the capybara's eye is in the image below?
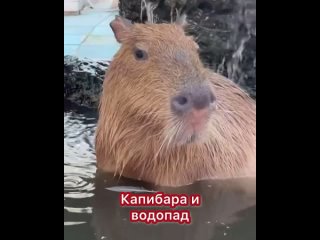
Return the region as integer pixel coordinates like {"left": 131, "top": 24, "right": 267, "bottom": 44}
{"left": 134, "top": 49, "right": 148, "bottom": 60}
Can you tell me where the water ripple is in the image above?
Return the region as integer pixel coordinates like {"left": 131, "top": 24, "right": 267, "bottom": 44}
{"left": 64, "top": 111, "right": 97, "bottom": 229}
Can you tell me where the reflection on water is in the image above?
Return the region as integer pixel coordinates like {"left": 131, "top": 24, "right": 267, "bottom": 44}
{"left": 93, "top": 173, "right": 256, "bottom": 240}
{"left": 64, "top": 109, "right": 96, "bottom": 240}
{"left": 64, "top": 109, "right": 256, "bottom": 240}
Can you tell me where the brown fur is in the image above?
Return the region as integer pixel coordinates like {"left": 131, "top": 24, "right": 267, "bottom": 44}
{"left": 95, "top": 18, "right": 256, "bottom": 187}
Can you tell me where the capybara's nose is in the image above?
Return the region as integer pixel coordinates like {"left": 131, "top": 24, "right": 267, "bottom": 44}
{"left": 171, "top": 86, "right": 215, "bottom": 116}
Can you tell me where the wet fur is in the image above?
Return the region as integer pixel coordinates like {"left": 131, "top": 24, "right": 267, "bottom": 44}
{"left": 95, "top": 22, "right": 256, "bottom": 187}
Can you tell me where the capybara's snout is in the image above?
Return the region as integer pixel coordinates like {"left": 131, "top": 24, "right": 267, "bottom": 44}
{"left": 171, "top": 84, "right": 216, "bottom": 116}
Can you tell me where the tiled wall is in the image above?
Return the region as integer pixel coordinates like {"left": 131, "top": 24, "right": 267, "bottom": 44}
{"left": 64, "top": 10, "right": 120, "bottom": 60}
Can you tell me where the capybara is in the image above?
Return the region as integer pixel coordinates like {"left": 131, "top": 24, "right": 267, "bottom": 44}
{"left": 95, "top": 16, "right": 256, "bottom": 187}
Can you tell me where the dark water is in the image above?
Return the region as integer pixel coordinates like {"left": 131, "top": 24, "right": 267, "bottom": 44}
{"left": 64, "top": 108, "right": 256, "bottom": 240}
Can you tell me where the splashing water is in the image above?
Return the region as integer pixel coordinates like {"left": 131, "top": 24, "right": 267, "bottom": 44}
{"left": 168, "top": 0, "right": 184, "bottom": 23}
{"left": 218, "top": 0, "right": 256, "bottom": 91}
{"left": 217, "top": 56, "right": 226, "bottom": 75}
{"left": 140, "top": 0, "right": 145, "bottom": 21}
{"left": 138, "top": 0, "right": 255, "bottom": 91}
{"left": 227, "top": 35, "right": 251, "bottom": 84}
{"left": 141, "top": 0, "right": 159, "bottom": 23}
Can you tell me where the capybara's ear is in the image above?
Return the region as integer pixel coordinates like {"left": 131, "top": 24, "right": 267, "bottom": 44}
{"left": 175, "top": 14, "right": 188, "bottom": 29}
{"left": 110, "top": 16, "right": 133, "bottom": 43}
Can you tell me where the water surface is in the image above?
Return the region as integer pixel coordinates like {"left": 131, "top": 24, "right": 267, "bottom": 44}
{"left": 64, "top": 107, "right": 256, "bottom": 240}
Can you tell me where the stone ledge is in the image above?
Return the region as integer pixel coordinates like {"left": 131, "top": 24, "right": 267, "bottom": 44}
{"left": 64, "top": 55, "right": 109, "bottom": 109}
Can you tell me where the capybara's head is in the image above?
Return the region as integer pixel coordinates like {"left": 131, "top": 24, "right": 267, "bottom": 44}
{"left": 96, "top": 16, "right": 256, "bottom": 186}
{"left": 103, "top": 16, "right": 216, "bottom": 145}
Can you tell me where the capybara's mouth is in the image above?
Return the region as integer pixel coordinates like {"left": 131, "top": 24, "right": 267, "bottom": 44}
{"left": 171, "top": 120, "right": 208, "bottom": 146}
{"left": 166, "top": 106, "right": 212, "bottom": 146}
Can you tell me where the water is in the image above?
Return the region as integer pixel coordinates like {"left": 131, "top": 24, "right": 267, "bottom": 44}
{"left": 64, "top": 107, "right": 256, "bottom": 240}
{"left": 141, "top": 0, "right": 160, "bottom": 23}
{"left": 225, "top": 0, "right": 256, "bottom": 88}
{"left": 141, "top": 0, "right": 185, "bottom": 23}
{"left": 64, "top": 109, "right": 96, "bottom": 240}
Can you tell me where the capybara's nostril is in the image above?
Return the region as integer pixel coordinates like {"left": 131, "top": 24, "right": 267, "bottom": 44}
{"left": 171, "top": 94, "right": 191, "bottom": 116}
{"left": 176, "top": 95, "right": 188, "bottom": 105}
{"left": 172, "top": 86, "right": 216, "bottom": 115}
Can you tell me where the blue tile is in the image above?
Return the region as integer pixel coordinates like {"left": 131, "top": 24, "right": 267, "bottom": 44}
{"left": 64, "top": 11, "right": 121, "bottom": 59}
{"left": 64, "top": 35, "right": 86, "bottom": 45}
{"left": 64, "top": 26, "right": 93, "bottom": 35}
{"left": 105, "top": 11, "right": 119, "bottom": 21}
{"left": 64, "top": 13, "right": 106, "bottom": 27}
{"left": 91, "top": 26, "right": 114, "bottom": 36}
{"left": 64, "top": 45, "right": 79, "bottom": 56}
{"left": 82, "top": 36, "right": 117, "bottom": 45}
{"left": 77, "top": 44, "right": 120, "bottom": 60}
